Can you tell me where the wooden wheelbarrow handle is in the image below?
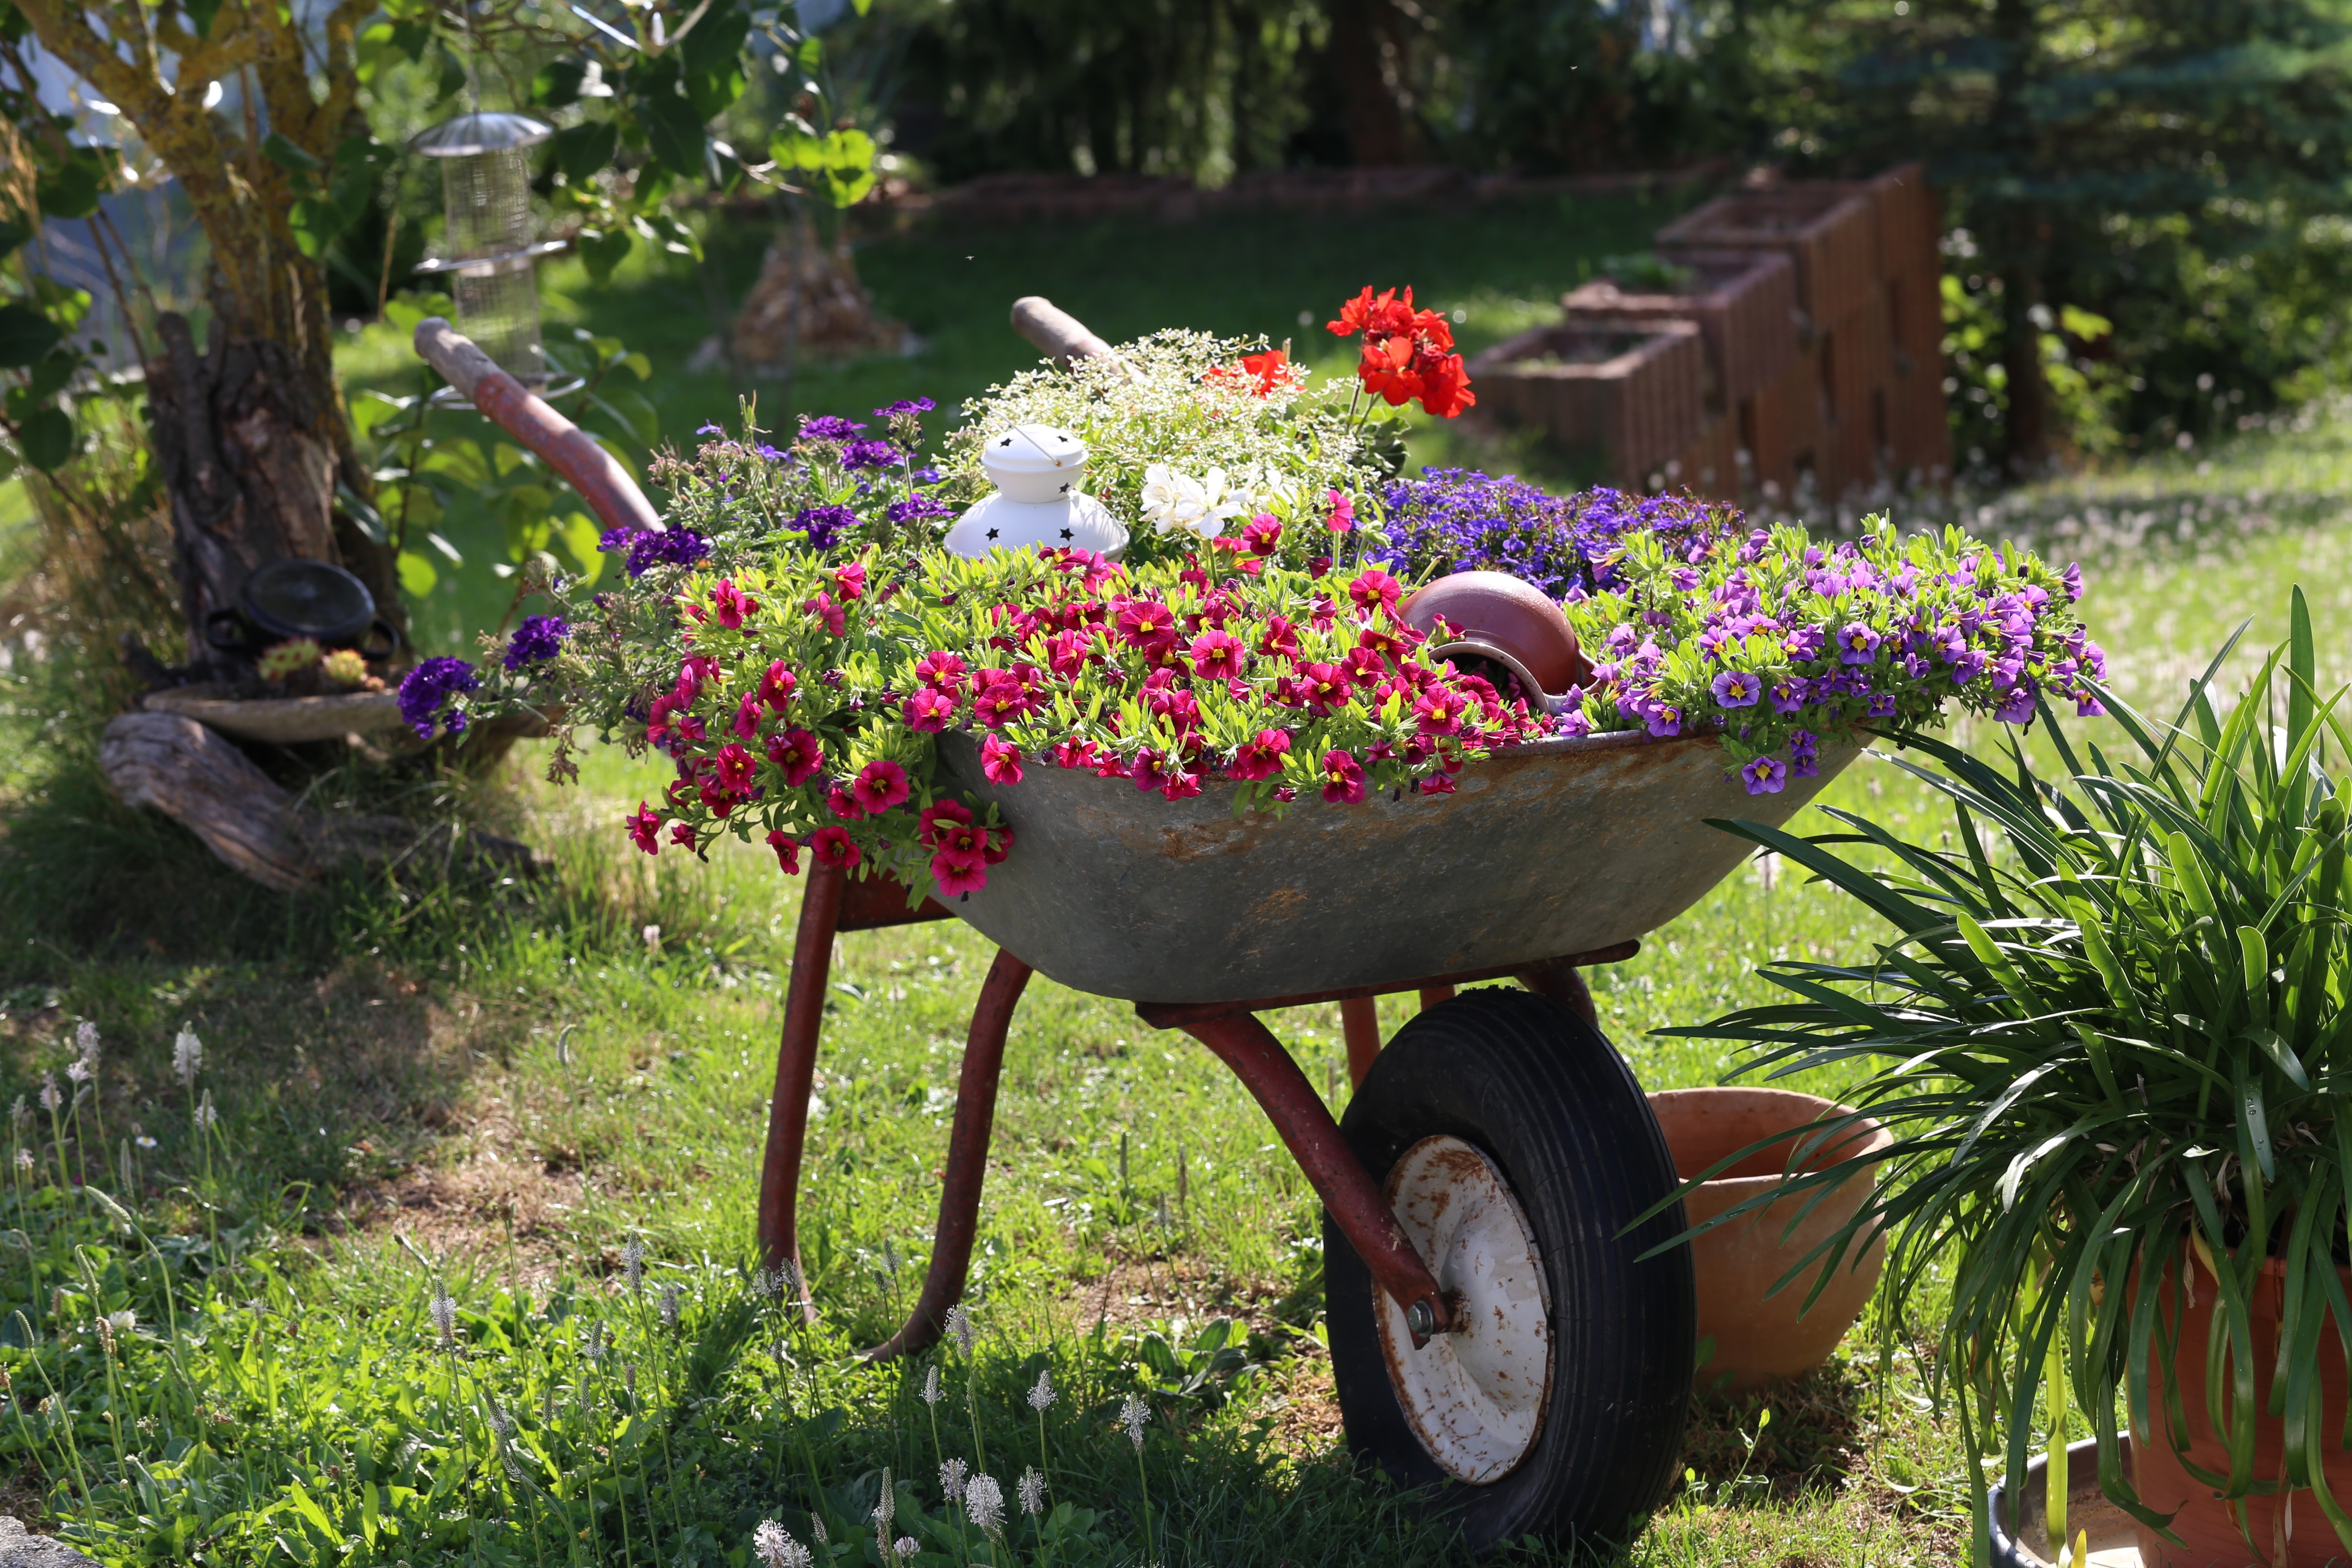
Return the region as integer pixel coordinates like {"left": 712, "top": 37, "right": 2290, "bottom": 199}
{"left": 1009, "top": 295, "right": 1135, "bottom": 378}
{"left": 412, "top": 317, "right": 662, "bottom": 537}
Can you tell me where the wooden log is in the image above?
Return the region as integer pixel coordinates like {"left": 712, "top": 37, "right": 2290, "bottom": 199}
{"left": 101, "top": 711, "right": 547, "bottom": 891}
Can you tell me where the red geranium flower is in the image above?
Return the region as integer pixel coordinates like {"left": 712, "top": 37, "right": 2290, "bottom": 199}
{"left": 626, "top": 802, "right": 662, "bottom": 855}
{"left": 980, "top": 736, "right": 1026, "bottom": 785}
{"left": 1327, "top": 285, "right": 1476, "bottom": 420}
{"left": 804, "top": 591, "right": 846, "bottom": 636}
{"left": 1228, "top": 728, "right": 1292, "bottom": 781}
{"left": 710, "top": 579, "right": 759, "bottom": 631}
{"left": 765, "top": 829, "right": 802, "bottom": 874}
{"left": 902, "top": 687, "right": 956, "bottom": 733}
{"left": 765, "top": 728, "right": 824, "bottom": 785}
{"left": 1320, "top": 748, "right": 1368, "bottom": 805}
{"left": 810, "top": 825, "right": 860, "bottom": 870}
{"left": 850, "top": 757, "right": 912, "bottom": 815}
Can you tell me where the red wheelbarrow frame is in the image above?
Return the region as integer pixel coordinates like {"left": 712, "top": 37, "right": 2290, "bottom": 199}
{"left": 756, "top": 857, "right": 1635, "bottom": 1356}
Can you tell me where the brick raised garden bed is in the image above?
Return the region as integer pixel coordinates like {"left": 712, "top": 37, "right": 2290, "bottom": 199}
{"left": 1467, "top": 321, "right": 1707, "bottom": 485}
{"left": 1563, "top": 249, "right": 1797, "bottom": 409}
{"left": 1654, "top": 187, "right": 1880, "bottom": 332}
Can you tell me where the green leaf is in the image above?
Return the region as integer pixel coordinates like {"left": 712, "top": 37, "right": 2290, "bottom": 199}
{"left": 534, "top": 58, "right": 589, "bottom": 109}
{"left": 555, "top": 511, "right": 606, "bottom": 582}
{"left": 795, "top": 34, "right": 821, "bottom": 70}
{"left": 635, "top": 81, "right": 708, "bottom": 181}
{"left": 551, "top": 119, "right": 619, "bottom": 185}
{"left": 578, "top": 227, "right": 633, "bottom": 285}
{"left": 33, "top": 155, "right": 103, "bottom": 220}
{"left": 0, "top": 219, "right": 28, "bottom": 264}
{"left": 16, "top": 406, "right": 74, "bottom": 471}
{"left": 185, "top": 0, "right": 222, "bottom": 39}
{"left": 395, "top": 551, "right": 438, "bottom": 597}
{"left": 260, "top": 130, "right": 325, "bottom": 179}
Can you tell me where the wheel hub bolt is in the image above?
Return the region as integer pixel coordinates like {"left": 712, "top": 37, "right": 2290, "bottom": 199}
{"left": 1405, "top": 1299, "right": 1437, "bottom": 1337}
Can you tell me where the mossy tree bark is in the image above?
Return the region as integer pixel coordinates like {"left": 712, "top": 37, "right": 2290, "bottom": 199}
{"left": 12, "top": 0, "right": 402, "bottom": 679}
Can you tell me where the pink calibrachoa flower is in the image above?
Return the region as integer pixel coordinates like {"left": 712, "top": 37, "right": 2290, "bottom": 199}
{"left": 710, "top": 579, "right": 759, "bottom": 630}
{"left": 1418, "top": 771, "right": 1459, "bottom": 795}
{"left": 1115, "top": 599, "right": 1180, "bottom": 658}
{"left": 627, "top": 803, "right": 662, "bottom": 854}
{"left": 714, "top": 743, "right": 758, "bottom": 793}
{"left": 1320, "top": 747, "right": 1367, "bottom": 804}
{"left": 1835, "top": 622, "right": 1881, "bottom": 663}
{"left": 933, "top": 852, "right": 989, "bottom": 897}
{"left": 902, "top": 687, "right": 956, "bottom": 733}
{"left": 1052, "top": 736, "right": 1107, "bottom": 771}
{"left": 850, "top": 758, "right": 912, "bottom": 815}
{"left": 829, "top": 561, "right": 868, "bottom": 601}
{"left": 1045, "top": 629, "right": 1092, "bottom": 678}
{"left": 765, "top": 829, "right": 802, "bottom": 874}
{"left": 827, "top": 784, "right": 866, "bottom": 821}
{"left": 1257, "top": 615, "right": 1301, "bottom": 660}
{"left": 1228, "top": 729, "right": 1291, "bottom": 781}
{"left": 759, "top": 661, "right": 798, "bottom": 710}
{"left": 1711, "top": 670, "right": 1763, "bottom": 708}
{"left": 668, "top": 821, "right": 698, "bottom": 851}
{"left": 809, "top": 826, "right": 861, "bottom": 870}
{"left": 1413, "top": 687, "right": 1468, "bottom": 736}
{"left": 731, "top": 692, "right": 764, "bottom": 741}
{"left": 980, "top": 736, "right": 1026, "bottom": 785}
{"left": 1132, "top": 747, "right": 1202, "bottom": 800}
{"left": 915, "top": 650, "right": 970, "bottom": 692}
{"left": 1298, "top": 662, "right": 1352, "bottom": 715}
{"left": 918, "top": 799, "right": 974, "bottom": 848}
{"left": 1341, "top": 647, "right": 1386, "bottom": 686}
{"left": 1347, "top": 568, "right": 1402, "bottom": 615}
{"left": 971, "top": 674, "right": 1038, "bottom": 729}
{"left": 766, "top": 728, "right": 824, "bottom": 785}
{"left": 931, "top": 816, "right": 989, "bottom": 870}
{"left": 677, "top": 653, "right": 722, "bottom": 698}
{"left": 1188, "top": 629, "right": 1245, "bottom": 682}
{"left": 1242, "top": 514, "right": 1282, "bottom": 556}
{"left": 1326, "top": 489, "right": 1355, "bottom": 533}
{"left": 805, "top": 591, "right": 846, "bottom": 636}
{"left": 1740, "top": 754, "right": 1789, "bottom": 794}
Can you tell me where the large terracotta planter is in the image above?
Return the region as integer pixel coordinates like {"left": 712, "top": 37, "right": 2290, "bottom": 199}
{"left": 2132, "top": 1249, "right": 2352, "bottom": 1568}
{"left": 1646, "top": 1087, "right": 1890, "bottom": 1392}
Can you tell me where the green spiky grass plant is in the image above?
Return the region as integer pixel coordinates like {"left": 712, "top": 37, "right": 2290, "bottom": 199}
{"left": 1670, "top": 585, "right": 2352, "bottom": 1566}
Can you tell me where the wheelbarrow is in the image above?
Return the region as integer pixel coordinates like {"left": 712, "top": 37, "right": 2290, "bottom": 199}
{"left": 412, "top": 309, "right": 1861, "bottom": 1552}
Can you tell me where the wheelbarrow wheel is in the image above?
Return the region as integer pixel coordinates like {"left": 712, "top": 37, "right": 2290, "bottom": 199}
{"left": 1323, "top": 986, "right": 1694, "bottom": 1554}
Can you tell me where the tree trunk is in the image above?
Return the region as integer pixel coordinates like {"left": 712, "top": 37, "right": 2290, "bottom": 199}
{"left": 1999, "top": 262, "right": 2051, "bottom": 477}
{"left": 1329, "top": 0, "right": 1415, "bottom": 166}
{"left": 1988, "top": 0, "right": 2050, "bottom": 477}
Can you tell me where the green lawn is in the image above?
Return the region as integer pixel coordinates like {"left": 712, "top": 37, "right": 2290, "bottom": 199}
{"left": 4, "top": 201, "right": 2352, "bottom": 1565}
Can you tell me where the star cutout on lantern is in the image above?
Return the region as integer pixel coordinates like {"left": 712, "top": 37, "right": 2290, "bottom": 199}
{"left": 1059, "top": 528, "right": 1073, "bottom": 540}
{"left": 986, "top": 527, "right": 1000, "bottom": 539}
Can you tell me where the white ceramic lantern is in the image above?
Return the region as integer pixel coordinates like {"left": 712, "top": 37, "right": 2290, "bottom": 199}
{"left": 944, "top": 424, "right": 1128, "bottom": 559}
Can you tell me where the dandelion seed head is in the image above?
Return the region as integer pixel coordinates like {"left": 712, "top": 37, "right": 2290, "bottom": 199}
{"left": 1028, "top": 1367, "right": 1056, "bottom": 1411}
{"left": 1019, "top": 1465, "right": 1047, "bottom": 1516}
{"left": 944, "top": 1303, "right": 975, "bottom": 1357}
{"left": 658, "top": 1282, "right": 681, "bottom": 1328}
{"left": 1120, "top": 1393, "right": 1148, "bottom": 1451}
{"left": 939, "top": 1456, "right": 968, "bottom": 1504}
{"left": 921, "top": 1364, "right": 943, "bottom": 1405}
{"left": 965, "top": 1472, "right": 1004, "bottom": 1534}
{"left": 429, "top": 1288, "right": 457, "bottom": 1344}
{"left": 172, "top": 1027, "right": 202, "bottom": 1088}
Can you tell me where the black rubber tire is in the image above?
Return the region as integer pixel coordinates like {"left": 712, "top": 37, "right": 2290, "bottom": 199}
{"left": 1324, "top": 986, "right": 1694, "bottom": 1555}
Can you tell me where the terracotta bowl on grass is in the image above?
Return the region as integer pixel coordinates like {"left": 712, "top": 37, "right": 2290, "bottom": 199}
{"left": 1646, "top": 1087, "right": 1891, "bottom": 1392}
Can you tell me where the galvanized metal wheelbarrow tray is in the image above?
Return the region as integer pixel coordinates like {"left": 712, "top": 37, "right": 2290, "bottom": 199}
{"left": 409, "top": 310, "right": 1858, "bottom": 1360}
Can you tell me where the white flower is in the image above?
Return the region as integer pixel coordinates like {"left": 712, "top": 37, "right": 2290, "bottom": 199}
{"left": 65, "top": 1058, "right": 90, "bottom": 1085}
{"left": 1120, "top": 1393, "right": 1148, "bottom": 1451}
{"left": 75, "top": 1021, "right": 99, "bottom": 1063}
{"left": 12, "top": 1150, "right": 29, "bottom": 1173}
{"left": 944, "top": 1303, "right": 976, "bottom": 1357}
{"left": 8, "top": 1095, "right": 24, "bottom": 1131}
{"left": 106, "top": 1308, "right": 136, "bottom": 1335}
{"left": 964, "top": 1472, "right": 1004, "bottom": 1535}
{"left": 1018, "top": 1465, "right": 1047, "bottom": 1516}
{"left": 659, "top": 1283, "right": 681, "bottom": 1328}
{"left": 194, "top": 1090, "right": 217, "bottom": 1132}
{"left": 873, "top": 1468, "right": 896, "bottom": 1531}
{"left": 751, "top": 1519, "right": 810, "bottom": 1568}
{"left": 893, "top": 1538, "right": 919, "bottom": 1562}
{"left": 429, "top": 1289, "right": 457, "bottom": 1344}
{"left": 939, "top": 1457, "right": 968, "bottom": 1504}
{"left": 1139, "top": 463, "right": 1243, "bottom": 540}
{"left": 921, "top": 1364, "right": 943, "bottom": 1405}
{"left": 38, "top": 1074, "right": 58, "bottom": 1113}
{"left": 173, "top": 1027, "right": 203, "bottom": 1088}
{"left": 1028, "top": 1367, "right": 1056, "bottom": 1411}
{"left": 135, "top": 1135, "right": 156, "bottom": 1150}
{"left": 810, "top": 1515, "right": 827, "bottom": 1546}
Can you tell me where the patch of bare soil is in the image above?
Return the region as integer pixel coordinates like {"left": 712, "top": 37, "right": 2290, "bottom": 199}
{"left": 1258, "top": 1349, "right": 1346, "bottom": 1461}
{"left": 1057, "top": 1251, "right": 1301, "bottom": 1341}
{"left": 0, "top": 1465, "right": 47, "bottom": 1533}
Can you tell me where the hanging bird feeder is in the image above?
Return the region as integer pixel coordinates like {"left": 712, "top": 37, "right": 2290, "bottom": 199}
{"left": 409, "top": 110, "right": 575, "bottom": 403}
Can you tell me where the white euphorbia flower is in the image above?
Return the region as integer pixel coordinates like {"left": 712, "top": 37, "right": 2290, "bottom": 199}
{"left": 1140, "top": 463, "right": 1243, "bottom": 540}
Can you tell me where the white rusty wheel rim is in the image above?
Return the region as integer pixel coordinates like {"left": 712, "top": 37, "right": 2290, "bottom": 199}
{"left": 1375, "top": 1134, "right": 1554, "bottom": 1485}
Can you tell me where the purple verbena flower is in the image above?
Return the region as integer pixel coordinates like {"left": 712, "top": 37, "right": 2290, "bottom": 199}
{"left": 839, "top": 439, "right": 901, "bottom": 472}
{"left": 875, "top": 398, "right": 935, "bottom": 418}
{"left": 503, "top": 614, "right": 570, "bottom": 671}
{"left": 887, "top": 496, "right": 956, "bottom": 527}
{"left": 794, "top": 505, "right": 858, "bottom": 547}
{"left": 397, "top": 657, "right": 479, "bottom": 739}
{"left": 799, "top": 415, "right": 865, "bottom": 442}
{"left": 625, "top": 528, "right": 710, "bottom": 578}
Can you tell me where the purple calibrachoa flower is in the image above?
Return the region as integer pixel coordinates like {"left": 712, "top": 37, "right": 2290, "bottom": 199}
{"left": 1836, "top": 622, "right": 1882, "bottom": 664}
{"left": 1740, "top": 754, "right": 1788, "bottom": 794}
{"left": 1711, "top": 670, "right": 1763, "bottom": 708}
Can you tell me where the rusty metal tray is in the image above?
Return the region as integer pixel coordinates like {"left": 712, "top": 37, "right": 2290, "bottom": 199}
{"left": 935, "top": 729, "right": 1858, "bottom": 1004}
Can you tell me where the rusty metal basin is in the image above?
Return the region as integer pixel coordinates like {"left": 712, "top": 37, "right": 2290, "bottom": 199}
{"left": 932, "top": 729, "right": 1859, "bottom": 1004}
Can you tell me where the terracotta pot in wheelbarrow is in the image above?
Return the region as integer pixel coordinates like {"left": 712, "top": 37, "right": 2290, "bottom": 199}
{"left": 1647, "top": 1087, "right": 1890, "bottom": 1392}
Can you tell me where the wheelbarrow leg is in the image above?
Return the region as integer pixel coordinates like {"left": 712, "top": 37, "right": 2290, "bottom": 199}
{"left": 756, "top": 858, "right": 848, "bottom": 1323}
{"left": 1339, "top": 997, "right": 1381, "bottom": 1087}
{"left": 1167, "top": 1011, "right": 1452, "bottom": 1338}
{"left": 1516, "top": 960, "right": 1599, "bottom": 1027}
{"left": 865, "top": 949, "right": 1033, "bottom": 1360}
